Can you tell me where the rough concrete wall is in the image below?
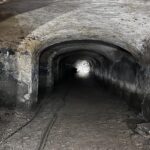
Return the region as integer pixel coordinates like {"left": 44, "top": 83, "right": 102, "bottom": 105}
{"left": 0, "top": 48, "right": 36, "bottom": 108}
{"left": 0, "top": 48, "right": 17, "bottom": 106}
{"left": 93, "top": 55, "right": 150, "bottom": 120}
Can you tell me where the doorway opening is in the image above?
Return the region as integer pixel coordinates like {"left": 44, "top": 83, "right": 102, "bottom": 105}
{"left": 37, "top": 40, "right": 147, "bottom": 149}
{"left": 38, "top": 40, "right": 142, "bottom": 113}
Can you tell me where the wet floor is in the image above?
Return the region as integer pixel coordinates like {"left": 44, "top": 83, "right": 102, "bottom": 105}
{"left": 0, "top": 77, "right": 149, "bottom": 150}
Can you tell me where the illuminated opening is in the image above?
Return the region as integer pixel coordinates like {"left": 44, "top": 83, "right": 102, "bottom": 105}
{"left": 75, "top": 60, "right": 91, "bottom": 78}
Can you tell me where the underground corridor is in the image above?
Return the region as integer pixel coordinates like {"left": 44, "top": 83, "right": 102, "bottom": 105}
{"left": 0, "top": 40, "right": 150, "bottom": 149}
{"left": 36, "top": 41, "right": 150, "bottom": 150}
{"left": 1, "top": 0, "right": 150, "bottom": 149}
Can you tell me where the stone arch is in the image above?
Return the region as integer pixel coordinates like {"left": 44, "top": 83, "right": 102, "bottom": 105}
{"left": 16, "top": 17, "right": 148, "bottom": 108}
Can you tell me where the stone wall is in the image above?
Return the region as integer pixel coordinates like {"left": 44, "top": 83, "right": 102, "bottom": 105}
{"left": 0, "top": 48, "right": 17, "bottom": 106}
{"left": 93, "top": 55, "right": 150, "bottom": 120}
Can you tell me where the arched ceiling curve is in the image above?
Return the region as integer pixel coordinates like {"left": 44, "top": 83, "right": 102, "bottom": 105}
{"left": 0, "top": 0, "right": 150, "bottom": 63}
{"left": 39, "top": 40, "right": 136, "bottom": 66}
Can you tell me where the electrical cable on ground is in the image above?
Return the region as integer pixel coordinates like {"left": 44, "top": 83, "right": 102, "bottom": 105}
{"left": 0, "top": 103, "right": 43, "bottom": 145}
{"left": 37, "top": 84, "right": 70, "bottom": 150}
{"left": 0, "top": 83, "right": 70, "bottom": 150}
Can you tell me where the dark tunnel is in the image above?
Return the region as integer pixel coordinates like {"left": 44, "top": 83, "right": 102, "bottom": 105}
{"left": 1, "top": 1, "right": 150, "bottom": 149}
{"left": 38, "top": 40, "right": 145, "bottom": 117}
{"left": 33, "top": 41, "right": 150, "bottom": 149}
{"left": 0, "top": 40, "right": 149, "bottom": 149}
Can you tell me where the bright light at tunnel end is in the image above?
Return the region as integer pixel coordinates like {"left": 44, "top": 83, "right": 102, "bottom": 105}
{"left": 75, "top": 60, "right": 91, "bottom": 78}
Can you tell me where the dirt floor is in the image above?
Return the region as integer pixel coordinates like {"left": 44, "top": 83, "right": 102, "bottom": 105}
{"left": 0, "top": 77, "right": 149, "bottom": 150}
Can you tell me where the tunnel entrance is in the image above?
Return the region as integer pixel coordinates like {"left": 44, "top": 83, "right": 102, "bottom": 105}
{"left": 0, "top": 40, "right": 148, "bottom": 149}
{"left": 75, "top": 60, "right": 91, "bottom": 78}
{"left": 38, "top": 40, "right": 142, "bottom": 114}
{"left": 37, "top": 39, "right": 147, "bottom": 149}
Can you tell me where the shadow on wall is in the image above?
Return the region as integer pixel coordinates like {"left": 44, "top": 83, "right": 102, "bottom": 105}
{"left": 0, "top": 0, "right": 9, "bottom": 4}
{"left": 0, "top": 48, "right": 30, "bottom": 108}
{"left": 0, "top": 0, "right": 51, "bottom": 22}
{"left": 93, "top": 54, "right": 150, "bottom": 120}
{"left": 0, "top": 48, "right": 17, "bottom": 108}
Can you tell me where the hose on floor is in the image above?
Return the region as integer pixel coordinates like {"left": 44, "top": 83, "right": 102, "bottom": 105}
{"left": 37, "top": 84, "right": 70, "bottom": 150}
{"left": 0, "top": 84, "right": 70, "bottom": 149}
{"left": 0, "top": 102, "right": 43, "bottom": 145}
